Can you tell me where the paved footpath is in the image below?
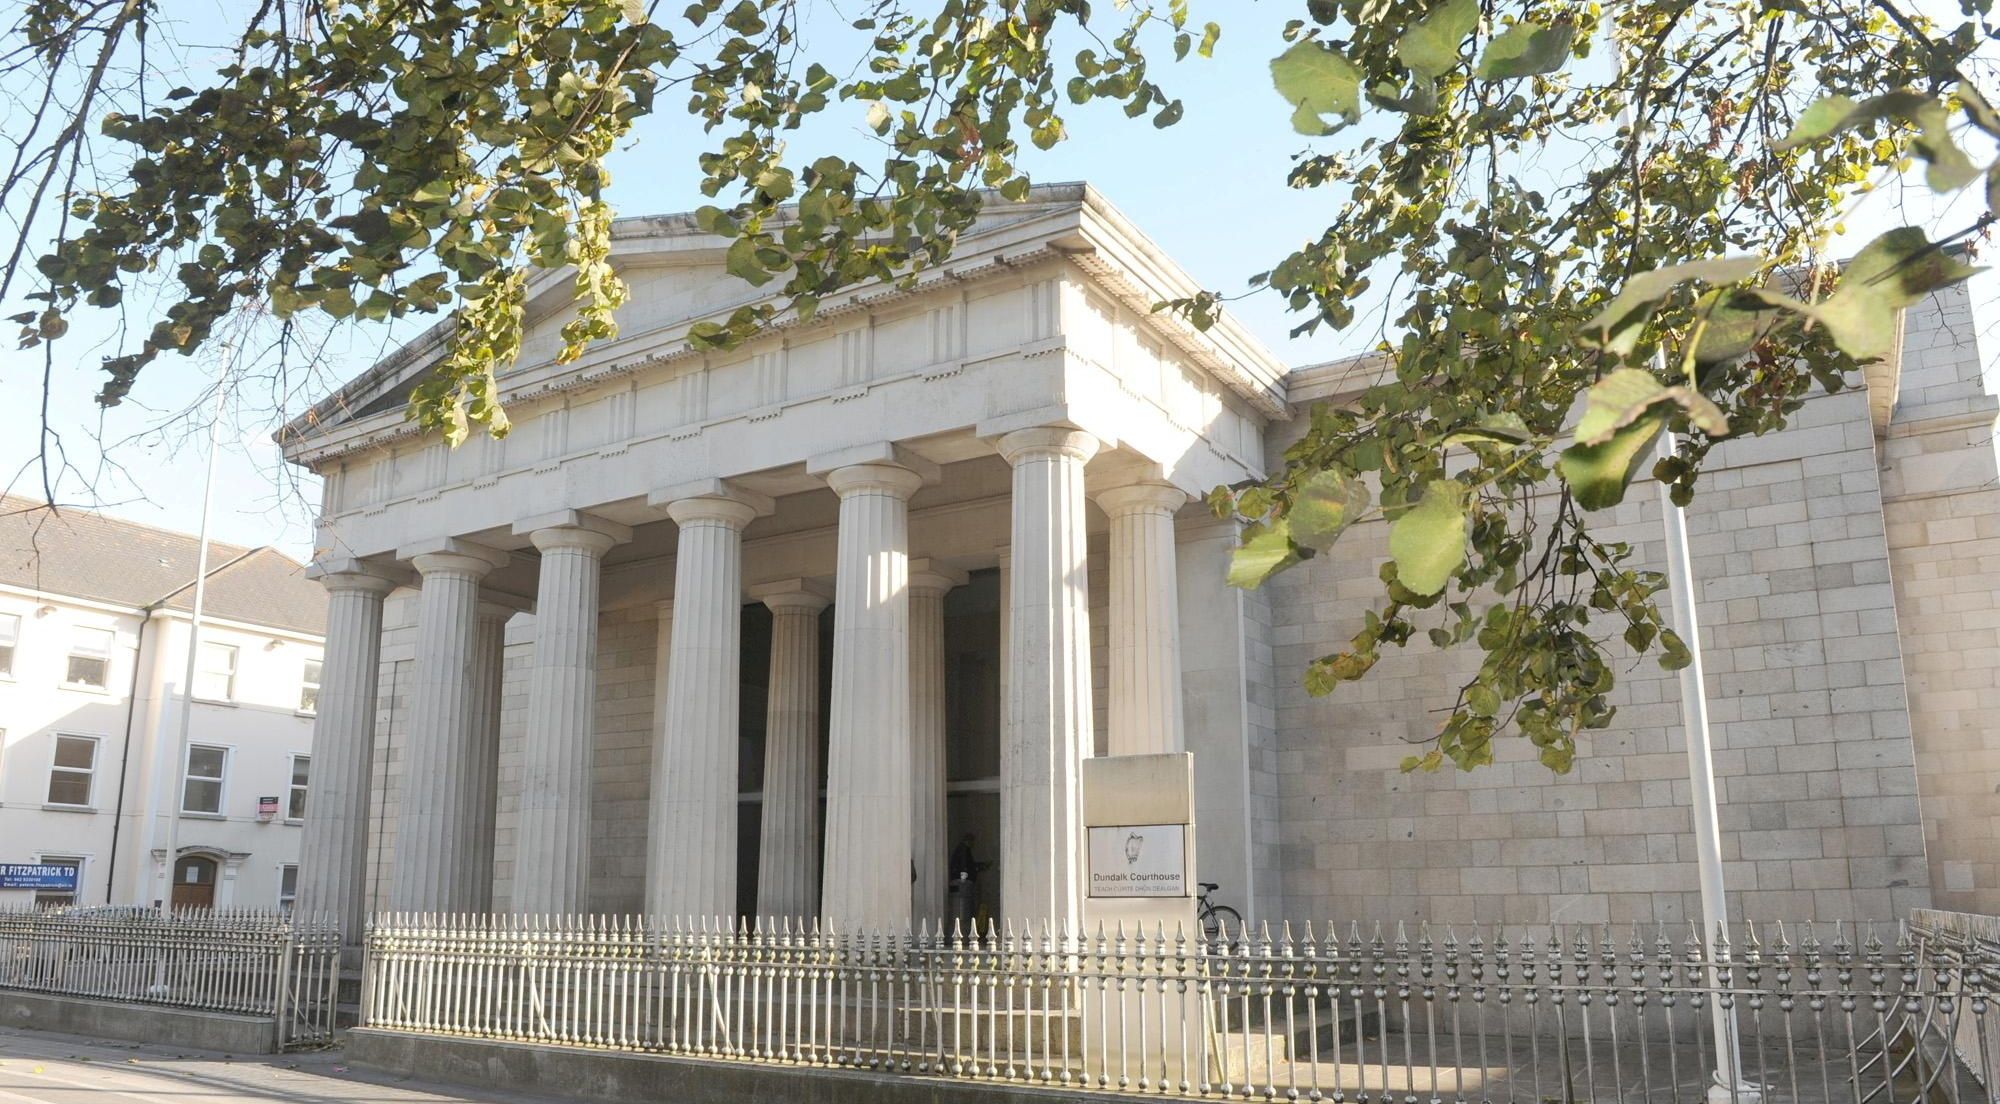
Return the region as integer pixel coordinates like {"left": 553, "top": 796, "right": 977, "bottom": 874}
{"left": 0, "top": 1027, "right": 563, "bottom": 1104}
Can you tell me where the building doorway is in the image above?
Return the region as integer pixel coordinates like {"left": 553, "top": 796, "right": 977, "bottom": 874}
{"left": 170, "top": 854, "right": 218, "bottom": 912}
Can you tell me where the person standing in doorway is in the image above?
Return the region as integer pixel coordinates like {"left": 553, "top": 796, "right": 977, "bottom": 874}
{"left": 948, "top": 832, "right": 980, "bottom": 933}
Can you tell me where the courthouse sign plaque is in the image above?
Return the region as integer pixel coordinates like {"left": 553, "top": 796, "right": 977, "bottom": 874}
{"left": 1086, "top": 824, "right": 1188, "bottom": 898}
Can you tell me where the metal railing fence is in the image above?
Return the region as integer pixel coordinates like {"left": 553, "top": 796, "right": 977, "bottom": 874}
{"left": 0, "top": 907, "right": 342, "bottom": 1047}
{"left": 1913, "top": 909, "right": 2000, "bottom": 1097}
{"left": 361, "top": 911, "right": 1998, "bottom": 1102}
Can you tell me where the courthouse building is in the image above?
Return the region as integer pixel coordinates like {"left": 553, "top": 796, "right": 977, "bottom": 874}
{"left": 278, "top": 184, "right": 2000, "bottom": 941}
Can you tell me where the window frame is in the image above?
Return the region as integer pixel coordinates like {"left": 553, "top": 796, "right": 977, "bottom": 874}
{"left": 32, "top": 854, "right": 83, "bottom": 908}
{"left": 277, "top": 863, "right": 299, "bottom": 916}
{"left": 286, "top": 754, "right": 310, "bottom": 823}
{"left": 0, "top": 611, "right": 19, "bottom": 679}
{"left": 45, "top": 734, "right": 100, "bottom": 809}
{"left": 192, "top": 641, "right": 239, "bottom": 703}
{"left": 298, "top": 656, "right": 322, "bottom": 714}
{"left": 63, "top": 626, "right": 113, "bottom": 690}
{"left": 180, "top": 743, "right": 229, "bottom": 816}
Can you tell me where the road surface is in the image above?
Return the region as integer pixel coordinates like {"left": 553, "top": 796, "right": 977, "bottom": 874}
{"left": 0, "top": 1027, "right": 558, "bottom": 1104}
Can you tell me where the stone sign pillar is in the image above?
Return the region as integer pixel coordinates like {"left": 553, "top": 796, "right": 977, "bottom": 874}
{"left": 1081, "top": 752, "right": 1199, "bottom": 1086}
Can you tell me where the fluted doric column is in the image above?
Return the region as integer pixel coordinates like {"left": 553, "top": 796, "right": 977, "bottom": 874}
{"left": 296, "top": 570, "right": 393, "bottom": 938}
{"left": 1099, "top": 481, "right": 1189, "bottom": 756}
{"left": 515, "top": 522, "right": 624, "bottom": 914}
{"left": 998, "top": 427, "right": 1098, "bottom": 929}
{"left": 820, "top": 462, "right": 925, "bottom": 930}
{"left": 463, "top": 602, "right": 510, "bottom": 911}
{"left": 751, "top": 583, "right": 829, "bottom": 921}
{"left": 647, "top": 495, "right": 756, "bottom": 919}
{"left": 392, "top": 549, "right": 503, "bottom": 913}
{"left": 908, "top": 560, "right": 964, "bottom": 923}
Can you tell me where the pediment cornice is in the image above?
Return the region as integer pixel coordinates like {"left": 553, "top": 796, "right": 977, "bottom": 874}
{"left": 278, "top": 183, "right": 1291, "bottom": 467}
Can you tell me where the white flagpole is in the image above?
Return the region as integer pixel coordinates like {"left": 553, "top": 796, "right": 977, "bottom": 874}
{"left": 1614, "top": 32, "right": 1753, "bottom": 1097}
{"left": 158, "top": 349, "right": 234, "bottom": 919}
{"left": 1655, "top": 430, "right": 1753, "bottom": 1104}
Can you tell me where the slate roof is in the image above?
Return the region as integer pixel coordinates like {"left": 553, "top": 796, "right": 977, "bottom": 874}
{"left": 0, "top": 496, "right": 325, "bottom": 637}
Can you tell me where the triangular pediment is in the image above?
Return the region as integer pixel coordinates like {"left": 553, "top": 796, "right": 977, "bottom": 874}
{"left": 282, "top": 185, "right": 1100, "bottom": 444}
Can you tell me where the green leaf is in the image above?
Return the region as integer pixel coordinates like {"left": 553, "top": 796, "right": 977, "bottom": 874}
{"left": 1776, "top": 90, "right": 1977, "bottom": 191}
{"left": 1573, "top": 368, "right": 1729, "bottom": 446}
{"left": 1474, "top": 20, "right": 1575, "bottom": 81}
{"left": 1749, "top": 227, "right": 1983, "bottom": 361}
{"left": 1388, "top": 480, "right": 1467, "bottom": 596}
{"left": 1440, "top": 411, "right": 1530, "bottom": 449}
{"left": 1692, "top": 296, "right": 1778, "bottom": 364}
{"left": 725, "top": 237, "right": 773, "bottom": 287}
{"left": 1582, "top": 256, "right": 1763, "bottom": 355}
{"left": 1270, "top": 40, "right": 1362, "bottom": 135}
{"left": 1558, "top": 412, "right": 1666, "bottom": 510}
{"left": 1198, "top": 21, "right": 1221, "bottom": 58}
{"left": 1397, "top": 0, "right": 1478, "bottom": 79}
{"left": 1289, "top": 470, "right": 1369, "bottom": 550}
{"left": 1228, "top": 517, "right": 1301, "bottom": 589}
{"left": 1466, "top": 683, "right": 1500, "bottom": 718}
{"left": 1777, "top": 93, "right": 1865, "bottom": 148}
{"left": 411, "top": 179, "right": 454, "bottom": 204}
{"left": 1658, "top": 629, "right": 1693, "bottom": 671}
{"left": 1778, "top": 90, "right": 1928, "bottom": 150}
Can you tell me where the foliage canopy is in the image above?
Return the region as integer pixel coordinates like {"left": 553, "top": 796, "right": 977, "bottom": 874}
{"left": 7, "top": 0, "right": 1996, "bottom": 772}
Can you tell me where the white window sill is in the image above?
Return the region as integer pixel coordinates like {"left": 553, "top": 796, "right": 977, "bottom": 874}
{"left": 58, "top": 682, "right": 110, "bottom": 695}
{"left": 191, "top": 697, "right": 237, "bottom": 708}
{"left": 283, "top": 818, "right": 304, "bottom": 827}
{"left": 177, "top": 810, "right": 226, "bottom": 821}
{"left": 294, "top": 710, "right": 317, "bottom": 718}
{"left": 41, "top": 803, "right": 96, "bottom": 813}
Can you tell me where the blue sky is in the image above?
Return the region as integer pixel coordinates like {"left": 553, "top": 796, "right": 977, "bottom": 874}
{"left": 0, "top": 1, "right": 1983, "bottom": 560}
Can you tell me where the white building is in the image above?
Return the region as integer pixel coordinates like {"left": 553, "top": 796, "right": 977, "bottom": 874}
{"left": 277, "top": 184, "right": 2000, "bottom": 940}
{"left": 0, "top": 500, "right": 326, "bottom": 912}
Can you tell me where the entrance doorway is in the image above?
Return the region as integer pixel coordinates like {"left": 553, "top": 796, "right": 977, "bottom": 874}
{"left": 170, "top": 855, "right": 218, "bottom": 911}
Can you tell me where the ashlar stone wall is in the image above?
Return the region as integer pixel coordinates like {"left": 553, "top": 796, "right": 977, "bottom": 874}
{"left": 1256, "top": 319, "right": 1947, "bottom": 927}
{"left": 1879, "top": 279, "right": 2000, "bottom": 915}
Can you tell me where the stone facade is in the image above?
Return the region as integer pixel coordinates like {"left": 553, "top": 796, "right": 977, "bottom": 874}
{"left": 1879, "top": 281, "right": 2000, "bottom": 916}
{"left": 1258, "top": 278, "right": 1992, "bottom": 926}
{"left": 285, "top": 184, "right": 1998, "bottom": 936}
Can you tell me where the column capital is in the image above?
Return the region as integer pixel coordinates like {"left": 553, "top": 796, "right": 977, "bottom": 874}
{"left": 314, "top": 570, "right": 397, "bottom": 597}
{"left": 528, "top": 526, "right": 624, "bottom": 557}
{"left": 649, "top": 477, "right": 774, "bottom": 519}
{"left": 665, "top": 495, "right": 760, "bottom": 530}
{"left": 410, "top": 550, "right": 505, "bottom": 580}
{"left": 1096, "top": 480, "right": 1189, "bottom": 517}
{"left": 995, "top": 426, "right": 1100, "bottom": 466}
{"left": 749, "top": 578, "right": 832, "bottom": 614}
{"left": 399, "top": 536, "right": 512, "bottom": 576}
{"left": 909, "top": 558, "right": 968, "bottom": 597}
{"left": 308, "top": 555, "right": 405, "bottom": 591}
{"left": 515, "top": 509, "right": 633, "bottom": 552}
{"left": 806, "top": 441, "right": 941, "bottom": 485}
{"left": 824, "top": 462, "right": 925, "bottom": 502}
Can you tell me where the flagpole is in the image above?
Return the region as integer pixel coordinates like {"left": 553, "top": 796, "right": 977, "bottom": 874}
{"left": 1616, "top": 34, "right": 1753, "bottom": 1098}
{"left": 158, "top": 349, "right": 233, "bottom": 920}
{"left": 1657, "top": 431, "right": 1753, "bottom": 1104}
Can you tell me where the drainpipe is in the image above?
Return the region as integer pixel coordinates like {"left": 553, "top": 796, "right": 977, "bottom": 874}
{"left": 103, "top": 603, "right": 156, "bottom": 901}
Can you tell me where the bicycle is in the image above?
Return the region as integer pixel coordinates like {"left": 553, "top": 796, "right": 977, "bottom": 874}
{"left": 1196, "top": 882, "right": 1243, "bottom": 944}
